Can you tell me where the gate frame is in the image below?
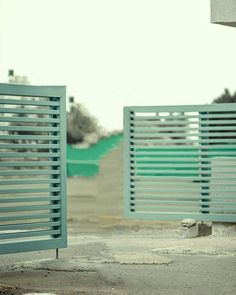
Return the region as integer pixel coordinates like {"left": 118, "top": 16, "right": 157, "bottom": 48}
{"left": 0, "top": 83, "right": 67, "bottom": 255}
{"left": 123, "top": 104, "right": 236, "bottom": 222}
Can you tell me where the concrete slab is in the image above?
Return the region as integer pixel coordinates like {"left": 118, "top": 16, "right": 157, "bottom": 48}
{"left": 111, "top": 253, "right": 173, "bottom": 265}
{"left": 9, "top": 258, "right": 98, "bottom": 273}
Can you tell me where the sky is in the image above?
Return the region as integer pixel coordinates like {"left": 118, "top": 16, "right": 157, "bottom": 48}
{"left": 0, "top": 0, "right": 236, "bottom": 131}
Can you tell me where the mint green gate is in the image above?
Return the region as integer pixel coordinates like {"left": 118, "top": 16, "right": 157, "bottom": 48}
{"left": 124, "top": 104, "right": 236, "bottom": 222}
{"left": 0, "top": 83, "right": 67, "bottom": 254}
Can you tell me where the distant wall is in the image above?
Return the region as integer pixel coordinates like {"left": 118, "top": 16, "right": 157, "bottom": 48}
{"left": 67, "top": 133, "right": 123, "bottom": 177}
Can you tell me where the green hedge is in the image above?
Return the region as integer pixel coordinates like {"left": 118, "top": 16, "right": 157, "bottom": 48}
{"left": 67, "top": 133, "right": 123, "bottom": 177}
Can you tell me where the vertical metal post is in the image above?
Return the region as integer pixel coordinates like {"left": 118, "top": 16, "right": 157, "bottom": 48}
{"left": 199, "top": 112, "right": 210, "bottom": 215}
{"left": 56, "top": 248, "right": 59, "bottom": 259}
{"left": 50, "top": 97, "right": 60, "bottom": 240}
{"left": 124, "top": 107, "right": 134, "bottom": 216}
{"left": 201, "top": 221, "right": 204, "bottom": 237}
{"left": 59, "top": 87, "right": 67, "bottom": 248}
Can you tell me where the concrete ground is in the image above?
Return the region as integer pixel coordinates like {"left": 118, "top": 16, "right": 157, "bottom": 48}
{"left": 0, "top": 145, "right": 236, "bottom": 294}
{"left": 0, "top": 233, "right": 236, "bottom": 295}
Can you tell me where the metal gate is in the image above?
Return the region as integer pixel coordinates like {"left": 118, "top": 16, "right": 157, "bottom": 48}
{"left": 124, "top": 104, "right": 236, "bottom": 222}
{"left": 0, "top": 83, "right": 67, "bottom": 254}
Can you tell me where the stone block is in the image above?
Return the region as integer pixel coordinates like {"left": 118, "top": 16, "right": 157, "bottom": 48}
{"left": 179, "top": 223, "right": 199, "bottom": 238}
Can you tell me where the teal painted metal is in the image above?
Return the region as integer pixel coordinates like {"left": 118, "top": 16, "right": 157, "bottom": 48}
{"left": 0, "top": 83, "right": 67, "bottom": 254}
{"left": 124, "top": 104, "right": 236, "bottom": 222}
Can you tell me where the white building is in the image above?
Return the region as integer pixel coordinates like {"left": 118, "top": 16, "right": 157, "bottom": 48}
{"left": 211, "top": 0, "right": 236, "bottom": 27}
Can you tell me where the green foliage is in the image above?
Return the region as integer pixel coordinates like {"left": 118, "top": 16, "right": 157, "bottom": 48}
{"left": 67, "top": 133, "right": 123, "bottom": 177}
{"left": 213, "top": 88, "right": 236, "bottom": 103}
{"left": 211, "top": 88, "right": 236, "bottom": 141}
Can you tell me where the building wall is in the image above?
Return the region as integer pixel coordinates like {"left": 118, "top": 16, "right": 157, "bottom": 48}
{"left": 211, "top": 0, "right": 236, "bottom": 27}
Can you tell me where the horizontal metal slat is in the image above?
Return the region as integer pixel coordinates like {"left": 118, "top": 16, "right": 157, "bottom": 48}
{"left": 0, "top": 187, "right": 60, "bottom": 194}
{"left": 131, "top": 151, "right": 236, "bottom": 156}
{"left": 0, "top": 178, "right": 60, "bottom": 185}
{"left": 132, "top": 170, "right": 211, "bottom": 175}
{"left": 132, "top": 194, "right": 236, "bottom": 201}
{"left": 130, "top": 126, "right": 200, "bottom": 133}
{"left": 132, "top": 126, "right": 198, "bottom": 132}
{"left": 132, "top": 145, "right": 236, "bottom": 150}
{"left": 0, "top": 221, "right": 61, "bottom": 231}
{"left": 131, "top": 114, "right": 236, "bottom": 121}
{"left": 0, "top": 126, "right": 60, "bottom": 132}
{"left": 207, "top": 207, "right": 236, "bottom": 213}
{"left": 207, "top": 184, "right": 236, "bottom": 188}
{"left": 0, "top": 212, "right": 60, "bottom": 222}
{"left": 0, "top": 108, "right": 59, "bottom": 115}
{"left": 130, "top": 115, "right": 236, "bottom": 124}
{"left": 131, "top": 115, "right": 200, "bottom": 120}
{"left": 132, "top": 163, "right": 200, "bottom": 168}
{"left": 133, "top": 158, "right": 202, "bottom": 163}
{"left": 131, "top": 139, "right": 236, "bottom": 144}
{"left": 0, "top": 170, "right": 60, "bottom": 176}
{"left": 133, "top": 181, "right": 203, "bottom": 187}
{"left": 0, "top": 196, "right": 60, "bottom": 203}
{"left": 0, "top": 144, "right": 59, "bottom": 149}
{"left": 0, "top": 116, "right": 59, "bottom": 123}
{"left": 131, "top": 139, "right": 197, "bottom": 144}
{"left": 0, "top": 98, "right": 59, "bottom": 107}
{"left": 208, "top": 201, "right": 236, "bottom": 206}
{"left": 132, "top": 119, "right": 236, "bottom": 125}
{"left": 133, "top": 169, "right": 236, "bottom": 174}
{"left": 129, "top": 104, "right": 236, "bottom": 113}
{"left": 131, "top": 163, "right": 236, "bottom": 168}
{"left": 209, "top": 192, "right": 236, "bottom": 197}
{"left": 132, "top": 145, "right": 200, "bottom": 149}
{"left": 131, "top": 176, "right": 236, "bottom": 181}
{"left": 130, "top": 204, "right": 200, "bottom": 212}
{"left": 200, "top": 113, "right": 236, "bottom": 119}
{"left": 133, "top": 200, "right": 201, "bottom": 205}
{"left": 131, "top": 132, "right": 236, "bottom": 137}
{"left": 133, "top": 186, "right": 236, "bottom": 192}
{"left": 133, "top": 198, "right": 236, "bottom": 205}
{"left": 132, "top": 120, "right": 198, "bottom": 125}
{"left": 200, "top": 126, "right": 236, "bottom": 131}
{"left": 210, "top": 188, "right": 236, "bottom": 193}
{"left": 0, "top": 203, "right": 60, "bottom": 212}
{"left": 132, "top": 193, "right": 206, "bottom": 199}
{"left": 199, "top": 119, "right": 236, "bottom": 125}
{"left": 0, "top": 83, "right": 65, "bottom": 98}
{"left": 0, "top": 161, "right": 60, "bottom": 167}
{"left": 132, "top": 186, "right": 236, "bottom": 193}
{"left": 0, "top": 229, "right": 61, "bottom": 240}
{"left": 0, "top": 134, "right": 59, "bottom": 140}
{"left": 131, "top": 188, "right": 201, "bottom": 193}
{"left": 0, "top": 152, "right": 60, "bottom": 158}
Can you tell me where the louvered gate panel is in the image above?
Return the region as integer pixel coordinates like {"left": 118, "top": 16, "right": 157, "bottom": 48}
{"left": 124, "top": 104, "right": 236, "bottom": 222}
{"left": 0, "top": 83, "right": 67, "bottom": 254}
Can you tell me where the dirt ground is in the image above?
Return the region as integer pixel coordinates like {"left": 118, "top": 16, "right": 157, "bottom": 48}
{"left": 0, "top": 145, "right": 236, "bottom": 294}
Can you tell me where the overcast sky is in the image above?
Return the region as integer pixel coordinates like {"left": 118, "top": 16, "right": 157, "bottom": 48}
{"left": 0, "top": 0, "right": 236, "bottom": 130}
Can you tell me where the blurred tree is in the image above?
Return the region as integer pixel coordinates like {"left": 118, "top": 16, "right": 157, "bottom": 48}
{"left": 213, "top": 88, "right": 236, "bottom": 103}
{"left": 209, "top": 88, "right": 236, "bottom": 143}
{"left": 67, "top": 103, "right": 99, "bottom": 144}
{"left": 5, "top": 99, "right": 106, "bottom": 147}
